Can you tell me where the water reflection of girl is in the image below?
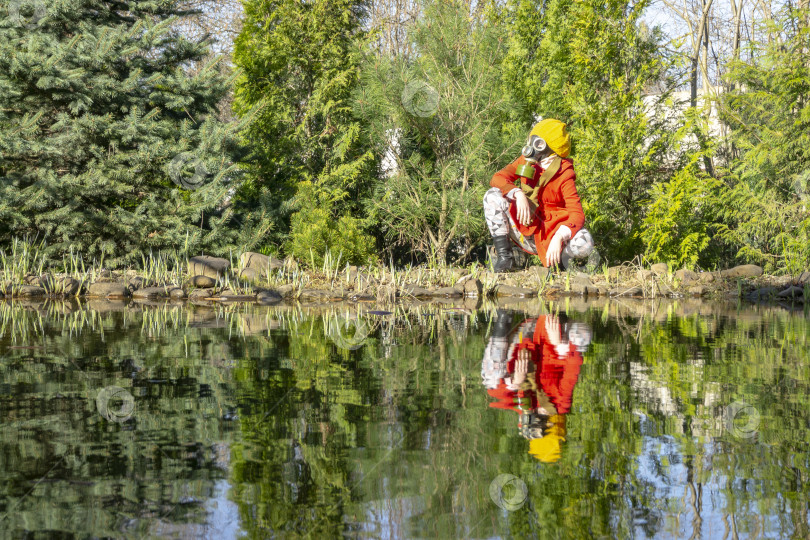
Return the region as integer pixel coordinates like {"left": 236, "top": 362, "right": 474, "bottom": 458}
{"left": 481, "top": 311, "right": 591, "bottom": 463}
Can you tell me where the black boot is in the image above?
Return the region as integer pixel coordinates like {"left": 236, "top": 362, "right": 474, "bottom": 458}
{"left": 492, "top": 235, "right": 514, "bottom": 273}
{"left": 492, "top": 309, "right": 515, "bottom": 338}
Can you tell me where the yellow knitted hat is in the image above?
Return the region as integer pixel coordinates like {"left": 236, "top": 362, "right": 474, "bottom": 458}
{"left": 529, "top": 119, "right": 571, "bottom": 158}
{"left": 527, "top": 415, "right": 567, "bottom": 463}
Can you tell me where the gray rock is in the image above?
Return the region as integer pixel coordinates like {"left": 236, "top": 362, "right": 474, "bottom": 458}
{"left": 87, "top": 282, "right": 130, "bottom": 298}
{"left": 256, "top": 290, "right": 283, "bottom": 304}
{"left": 674, "top": 269, "right": 699, "bottom": 284}
{"left": 796, "top": 271, "right": 810, "bottom": 285}
{"left": 433, "top": 287, "right": 462, "bottom": 297}
{"left": 747, "top": 287, "right": 778, "bottom": 301}
{"left": 462, "top": 278, "right": 483, "bottom": 297}
{"left": 637, "top": 269, "right": 654, "bottom": 280}
{"left": 18, "top": 285, "right": 46, "bottom": 297}
{"left": 777, "top": 286, "right": 804, "bottom": 299}
{"left": 239, "top": 252, "right": 284, "bottom": 274}
{"left": 188, "top": 288, "right": 215, "bottom": 301}
{"left": 59, "top": 276, "right": 82, "bottom": 296}
{"left": 128, "top": 276, "right": 155, "bottom": 291}
{"left": 720, "top": 264, "right": 763, "bottom": 279}
{"left": 299, "top": 289, "right": 342, "bottom": 302}
{"left": 611, "top": 286, "right": 643, "bottom": 297}
{"left": 188, "top": 255, "right": 230, "bottom": 279}
{"left": 132, "top": 286, "right": 171, "bottom": 299}
{"left": 495, "top": 285, "right": 536, "bottom": 297}
{"left": 169, "top": 287, "right": 186, "bottom": 299}
{"left": 402, "top": 284, "right": 433, "bottom": 297}
{"left": 567, "top": 276, "right": 597, "bottom": 295}
{"left": 239, "top": 268, "right": 260, "bottom": 282}
{"left": 651, "top": 263, "right": 669, "bottom": 276}
{"left": 277, "top": 284, "right": 297, "bottom": 297}
{"left": 698, "top": 272, "right": 716, "bottom": 283}
{"left": 687, "top": 285, "right": 708, "bottom": 297}
{"left": 190, "top": 275, "right": 217, "bottom": 288}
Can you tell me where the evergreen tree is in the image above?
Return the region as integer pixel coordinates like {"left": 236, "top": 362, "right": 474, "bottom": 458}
{"left": 359, "top": 0, "right": 521, "bottom": 264}
{"left": 232, "top": 0, "right": 376, "bottom": 266}
{"left": 0, "top": 0, "right": 251, "bottom": 266}
{"left": 501, "top": 0, "right": 674, "bottom": 264}
{"left": 715, "top": 7, "right": 810, "bottom": 273}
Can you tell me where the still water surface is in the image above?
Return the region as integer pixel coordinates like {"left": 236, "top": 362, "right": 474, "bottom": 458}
{"left": 0, "top": 298, "right": 808, "bottom": 538}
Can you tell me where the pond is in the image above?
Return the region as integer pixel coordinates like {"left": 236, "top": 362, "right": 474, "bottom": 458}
{"left": 0, "top": 298, "right": 808, "bottom": 538}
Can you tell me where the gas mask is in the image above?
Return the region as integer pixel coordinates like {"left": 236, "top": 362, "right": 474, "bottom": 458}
{"left": 516, "top": 135, "right": 553, "bottom": 180}
{"left": 522, "top": 135, "right": 553, "bottom": 163}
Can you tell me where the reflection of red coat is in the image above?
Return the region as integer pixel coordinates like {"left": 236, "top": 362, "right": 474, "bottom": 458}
{"left": 487, "top": 317, "right": 583, "bottom": 415}
{"left": 490, "top": 156, "right": 585, "bottom": 266}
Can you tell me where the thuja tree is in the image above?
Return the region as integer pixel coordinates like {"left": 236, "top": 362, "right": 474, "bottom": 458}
{"left": 715, "top": 8, "right": 810, "bottom": 274}
{"left": 501, "top": 0, "right": 674, "bottom": 264}
{"left": 232, "top": 0, "right": 377, "bottom": 267}
{"left": 359, "top": 0, "right": 521, "bottom": 264}
{"left": 0, "top": 0, "right": 250, "bottom": 266}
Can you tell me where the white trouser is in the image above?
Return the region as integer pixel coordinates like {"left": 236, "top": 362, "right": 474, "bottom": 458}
{"left": 483, "top": 187, "right": 594, "bottom": 266}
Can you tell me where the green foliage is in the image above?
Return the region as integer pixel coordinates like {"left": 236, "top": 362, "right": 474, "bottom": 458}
{"left": 641, "top": 159, "right": 723, "bottom": 268}
{"left": 286, "top": 183, "right": 377, "bottom": 267}
{"left": 502, "top": 0, "right": 677, "bottom": 264}
{"left": 0, "top": 0, "right": 251, "bottom": 265}
{"left": 715, "top": 9, "right": 810, "bottom": 274}
{"left": 233, "top": 0, "right": 375, "bottom": 253}
{"left": 359, "top": 0, "right": 521, "bottom": 264}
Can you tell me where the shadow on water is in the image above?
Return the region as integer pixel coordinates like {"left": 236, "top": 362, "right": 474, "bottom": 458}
{"left": 0, "top": 297, "right": 808, "bottom": 538}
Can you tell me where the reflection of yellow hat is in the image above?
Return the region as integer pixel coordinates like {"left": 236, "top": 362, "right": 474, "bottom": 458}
{"left": 528, "top": 415, "right": 567, "bottom": 463}
{"left": 530, "top": 119, "right": 571, "bottom": 158}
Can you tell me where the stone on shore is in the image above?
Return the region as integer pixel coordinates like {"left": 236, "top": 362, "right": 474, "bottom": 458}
{"left": 651, "top": 263, "right": 668, "bottom": 276}
{"left": 674, "top": 269, "right": 699, "bottom": 284}
{"left": 18, "top": 285, "right": 46, "bottom": 297}
{"left": 455, "top": 277, "right": 483, "bottom": 297}
{"left": 190, "top": 275, "right": 217, "bottom": 288}
{"left": 169, "top": 287, "right": 186, "bottom": 299}
{"left": 777, "top": 286, "right": 804, "bottom": 299}
{"left": 239, "top": 252, "right": 284, "bottom": 274}
{"left": 189, "top": 288, "right": 215, "bottom": 301}
{"left": 132, "top": 286, "right": 182, "bottom": 300}
{"left": 188, "top": 255, "right": 230, "bottom": 279}
{"left": 495, "top": 285, "right": 536, "bottom": 297}
{"left": 239, "top": 268, "right": 260, "bottom": 282}
{"left": 720, "top": 264, "right": 763, "bottom": 279}
{"left": 401, "top": 284, "right": 433, "bottom": 297}
{"left": 256, "top": 290, "right": 283, "bottom": 304}
{"left": 433, "top": 286, "right": 462, "bottom": 298}
{"left": 87, "top": 282, "right": 130, "bottom": 298}
{"left": 747, "top": 287, "right": 778, "bottom": 301}
{"left": 611, "top": 286, "right": 643, "bottom": 297}
{"left": 687, "top": 285, "right": 708, "bottom": 297}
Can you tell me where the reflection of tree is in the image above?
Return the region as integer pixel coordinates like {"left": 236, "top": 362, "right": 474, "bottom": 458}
{"left": 0, "top": 303, "right": 241, "bottom": 537}
{"left": 1, "top": 300, "right": 809, "bottom": 537}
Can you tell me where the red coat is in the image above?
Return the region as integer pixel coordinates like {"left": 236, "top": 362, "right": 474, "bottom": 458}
{"left": 487, "top": 317, "right": 583, "bottom": 415}
{"left": 490, "top": 156, "right": 585, "bottom": 266}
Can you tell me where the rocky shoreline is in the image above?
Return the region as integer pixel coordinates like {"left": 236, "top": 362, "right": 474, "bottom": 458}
{"left": 1, "top": 252, "right": 808, "bottom": 307}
